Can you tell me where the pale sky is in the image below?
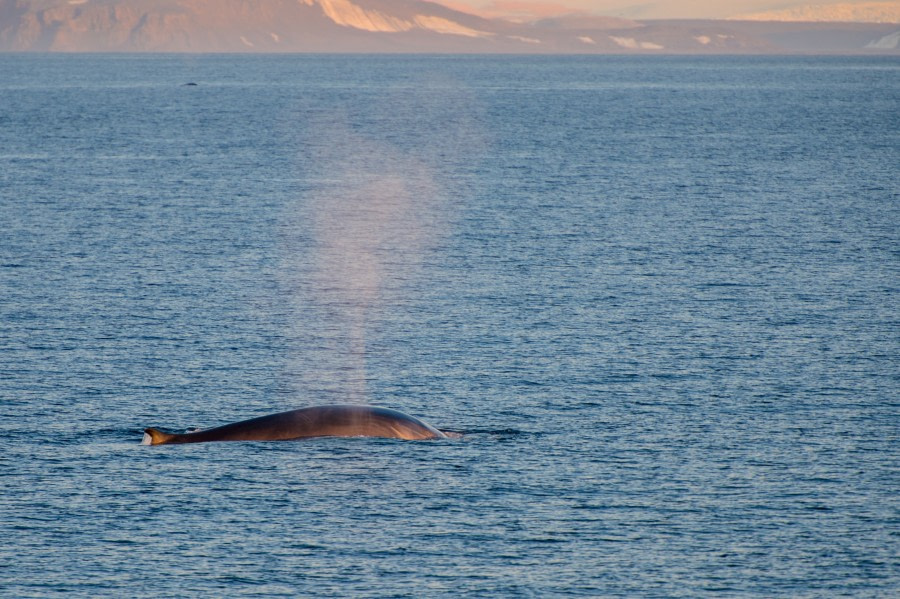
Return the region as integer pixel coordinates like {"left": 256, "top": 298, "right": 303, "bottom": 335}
{"left": 442, "top": 1, "right": 895, "bottom": 20}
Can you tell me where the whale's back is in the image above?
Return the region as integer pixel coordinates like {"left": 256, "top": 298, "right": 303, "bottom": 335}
{"left": 143, "top": 405, "right": 446, "bottom": 445}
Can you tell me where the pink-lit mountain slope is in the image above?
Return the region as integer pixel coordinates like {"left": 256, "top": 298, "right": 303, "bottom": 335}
{"left": 1, "top": 0, "right": 897, "bottom": 52}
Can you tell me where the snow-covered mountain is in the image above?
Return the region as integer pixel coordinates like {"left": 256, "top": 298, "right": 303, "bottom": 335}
{"left": 0, "top": 0, "right": 897, "bottom": 52}
{"left": 0, "top": 0, "right": 514, "bottom": 51}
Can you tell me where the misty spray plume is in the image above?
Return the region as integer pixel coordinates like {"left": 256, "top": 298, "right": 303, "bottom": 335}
{"left": 280, "top": 81, "right": 483, "bottom": 403}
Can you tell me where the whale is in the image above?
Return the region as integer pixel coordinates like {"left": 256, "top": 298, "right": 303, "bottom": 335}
{"left": 142, "top": 404, "right": 449, "bottom": 445}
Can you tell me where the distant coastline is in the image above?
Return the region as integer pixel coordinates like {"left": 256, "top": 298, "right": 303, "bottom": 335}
{"left": 1, "top": 0, "right": 898, "bottom": 54}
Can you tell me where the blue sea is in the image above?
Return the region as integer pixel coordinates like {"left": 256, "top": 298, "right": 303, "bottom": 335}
{"left": 1, "top": 54, "right": 898, "bottom": 597}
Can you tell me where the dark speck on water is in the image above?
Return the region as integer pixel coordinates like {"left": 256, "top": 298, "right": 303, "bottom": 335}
{"left": 0, "top": 54, "right": 897, "bottom": 597}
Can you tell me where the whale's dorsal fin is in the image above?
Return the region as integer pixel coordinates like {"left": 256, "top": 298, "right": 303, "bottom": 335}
{"left": 142, "top": 428, "right": 176, "bottom": 446}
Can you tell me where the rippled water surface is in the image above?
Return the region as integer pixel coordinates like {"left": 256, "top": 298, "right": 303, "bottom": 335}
{"left": 1, "top": 54, "right": 898, "bottom": 597}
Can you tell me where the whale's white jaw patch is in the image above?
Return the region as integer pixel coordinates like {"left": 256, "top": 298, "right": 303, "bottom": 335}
{"left": 141, "top": 432, "right": 152, "bottom": 445}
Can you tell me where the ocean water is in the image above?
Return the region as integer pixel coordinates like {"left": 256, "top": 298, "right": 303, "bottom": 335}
{"left": 1, "top": 54, "right": 898, "bottom": 597}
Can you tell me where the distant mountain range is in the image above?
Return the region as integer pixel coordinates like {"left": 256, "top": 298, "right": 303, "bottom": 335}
{"left": 1, "top": 0, "right": 898, "bottom": 53}
{"left": 733, "top": 2, "right": 900, "bottom": 24}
